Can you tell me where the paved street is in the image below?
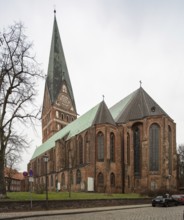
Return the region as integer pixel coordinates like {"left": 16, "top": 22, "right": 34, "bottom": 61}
{"left": 13, "top": 206, "right": 184, "bottom": 220}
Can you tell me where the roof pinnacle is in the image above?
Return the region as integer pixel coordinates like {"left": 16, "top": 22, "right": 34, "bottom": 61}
{"left": 102, "top": 94, "right": 105, "bottom": 101}
{"left": 54, "top": 4, "right": 56, "bottom": 15}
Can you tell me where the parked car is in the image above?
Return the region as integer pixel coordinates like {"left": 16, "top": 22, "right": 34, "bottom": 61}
{"left": 152, "top": 195, "right": 179, "bottom": 207}
{"left": 172, "top": 195, "right": 184, "bottom": 205}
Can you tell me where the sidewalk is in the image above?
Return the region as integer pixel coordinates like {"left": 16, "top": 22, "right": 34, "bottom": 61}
{"left": 0, "top": 204, "right": 150, "bottom": 219}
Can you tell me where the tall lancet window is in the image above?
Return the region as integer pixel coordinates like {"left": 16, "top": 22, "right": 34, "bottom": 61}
{"left": 127, "top": 133, "right": 130, "bottom": 165}
{"left": 97, "top": 132, "right": 104, "bottom": 161}
{"left": 76, "top": 169, "right": 81, "bottom": 184}
{"left": 85, "top": 132, "right": 90, "bottom": 163}
{"left": 97, "top": 172, "right": 104, "bottom": 186}
{"left": 133, "top": 126, "right": 141, "bottom": 177}
{"left": 168, "top": 126, "right": 172, "bottom": 174}
{"left": 78, "top": 136, "right": 83, "bottom": 165}
{"left": 149, "top": 123, "right": 160, "bottom": 171}
{"left": 110, "top": 132, "right": 115, "bottom": 162}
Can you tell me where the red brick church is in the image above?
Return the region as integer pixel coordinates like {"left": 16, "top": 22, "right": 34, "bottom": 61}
{"left": 29, "top": 12, "right": 177, "bottom": 193}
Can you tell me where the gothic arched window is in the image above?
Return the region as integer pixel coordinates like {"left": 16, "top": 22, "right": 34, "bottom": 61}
{"left": 97, "top": 132, "right": 104, "bottom": 161}
{"left": 85, "top": 132, "right": 90, "bottom": 163}
{"left": 133, "top": 126, "right": 141, "bottom": 177}
{"left": 61, "top": 113, "right": 64, "bottom": 120}
{"left": 79, "top": 136, "right": 83, "bottom": 165}
{"left": 62, "top": 84, "right": 67, "bottom": 93}
{"left": 149, "top": 123, "right": 160, "bottom": 171}
{"left": 110, "top": 132, "right": 115, "bottom": 162}
{"left": 110, "top": 173, "right": 115, "bottom": 187}
{"left": 127, "top": 133, "right": 130, "bottom": 165}
{"left": 76, "top": 169, "right": 81, "bottom": 184}
{"left": 97, "top": 172, "right": 104, "bottom": 186}
{"left": 56, "top": 110, "right": 59, "bottom": 118}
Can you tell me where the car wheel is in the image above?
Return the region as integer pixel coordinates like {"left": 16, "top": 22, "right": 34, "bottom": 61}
{"left": 164, "top": 202, "right": 168, "bottom": 207}
{"left": 152, "top": 204, "right": 155, "bottom": 207}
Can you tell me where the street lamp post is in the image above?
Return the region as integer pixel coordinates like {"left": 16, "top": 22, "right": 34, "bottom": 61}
{"left": 43, "top": 153, "right": 49, "bottom": 209}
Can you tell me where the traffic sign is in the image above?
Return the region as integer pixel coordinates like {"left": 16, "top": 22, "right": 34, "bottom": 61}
{"left": 23, "top": 171, "right": 28, "bottom": 177}
{"left": 29, "top": 169, "right": 33, "bottom": 177}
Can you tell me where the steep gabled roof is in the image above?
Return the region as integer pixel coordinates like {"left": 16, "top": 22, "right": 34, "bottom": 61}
{"left": 31, "top": 101, "right": 114, "bottom": 160}
{"left": 110, "top": 87, "right": 169, "bottom": 123}
{"left": 93, "top": 101, "right": 116, "bottom": 125}
{"left": 46, "top": 13, "right": 76, "bottom": 111}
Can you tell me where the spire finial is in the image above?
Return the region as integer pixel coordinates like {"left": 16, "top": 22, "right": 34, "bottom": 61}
{"left": 54, "top": 5, "right": 56, "bottom": 15}
{"left": 102, "top": 95, "right": 105, "bottom": 101}
{"left": 139, "top": 80, "right": 142, "bottom": 87}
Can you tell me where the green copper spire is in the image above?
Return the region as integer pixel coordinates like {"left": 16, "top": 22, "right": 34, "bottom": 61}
{"left": 46, "top": 12, "right": 76, "bottom": 111}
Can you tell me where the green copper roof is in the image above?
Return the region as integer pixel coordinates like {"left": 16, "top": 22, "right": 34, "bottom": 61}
{"left": 46, "top": 14, "right": 76, "bottom": 111}
{"left": 110, "top": 87, "right": 169, "bottom": 123}
{"left": 31, "top": 102, "right": 100, "bottom": 159}
{"left": 31, "top": 101, "right": 116, "bottom": 160}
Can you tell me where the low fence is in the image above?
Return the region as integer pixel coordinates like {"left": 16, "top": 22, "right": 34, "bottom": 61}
{"left": 0, "top": 198, "right": 151, "bottom": 212}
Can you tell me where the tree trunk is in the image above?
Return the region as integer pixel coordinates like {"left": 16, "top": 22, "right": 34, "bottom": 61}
{"left": 7, "top": 179, "right": 11, "bottom": 192}
{"left": 0, "top": 149, "right": 7, "bottom": 198}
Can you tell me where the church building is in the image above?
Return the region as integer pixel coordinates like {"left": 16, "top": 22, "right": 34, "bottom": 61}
{"left": 29, "top": 12, "right": 177, "bottom": 193}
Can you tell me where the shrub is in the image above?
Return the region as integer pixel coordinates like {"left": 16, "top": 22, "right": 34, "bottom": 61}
{"left": 34, "top": 184, "right": 45, "bottom": 194}
{"left": 140, "top": 188, "right": 179, "bottom": 197}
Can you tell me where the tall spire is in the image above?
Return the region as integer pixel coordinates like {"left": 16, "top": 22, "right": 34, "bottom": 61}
{"left": 46, "top": 12, "right": 76, "bottom": 111}
{"left": 42, "top": 13, "right": 77, "bottom": 143}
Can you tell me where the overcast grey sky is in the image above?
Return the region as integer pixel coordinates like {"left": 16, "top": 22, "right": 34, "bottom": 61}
{"left": 1, "top": 0, "right": 184, "bottom": 171}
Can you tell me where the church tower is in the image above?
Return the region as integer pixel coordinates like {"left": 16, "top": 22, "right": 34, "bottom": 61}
{"left": 42, "top": 11, "right": 77, "bottom": 143}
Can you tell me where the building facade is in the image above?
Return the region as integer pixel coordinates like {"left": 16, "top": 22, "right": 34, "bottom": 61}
{"left": 29, "top": 13, "right": 177, "bottom": 194}
{"left": 5, "top": 168, "right": 26, "bottom": 192}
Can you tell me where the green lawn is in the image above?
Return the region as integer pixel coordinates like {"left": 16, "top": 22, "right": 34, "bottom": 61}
{"left": 6, "top": 192, "right": 143, "bottom": 201}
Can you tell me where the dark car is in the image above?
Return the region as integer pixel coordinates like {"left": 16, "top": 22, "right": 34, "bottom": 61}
{"left": 152, "top": 195, "right": 179, "bottom": 207}
{"left": 172, "top": 195, "right": 184, "bottom": 205}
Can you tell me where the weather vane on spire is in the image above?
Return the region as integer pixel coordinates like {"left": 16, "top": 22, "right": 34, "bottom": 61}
{"left": 139, "top": 80, "right": 142, "bottom": 87}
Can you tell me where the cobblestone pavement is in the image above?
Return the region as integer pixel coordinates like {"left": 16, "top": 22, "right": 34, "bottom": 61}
{"left": 13, "top": 206, "right": 184, "bottom": 220}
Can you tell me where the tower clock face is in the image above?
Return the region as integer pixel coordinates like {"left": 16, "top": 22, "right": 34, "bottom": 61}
{"left": 60, "top": 94, "right": 71, "bottom": 109}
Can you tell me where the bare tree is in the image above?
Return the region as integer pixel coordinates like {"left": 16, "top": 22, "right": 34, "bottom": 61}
{"left": 0, "top": 22, "right": 43, "bottom": 198}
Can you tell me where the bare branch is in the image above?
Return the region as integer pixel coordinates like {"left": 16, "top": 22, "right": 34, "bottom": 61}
{"left": 0, "top": 21, "right": 44, "bottom": 196}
